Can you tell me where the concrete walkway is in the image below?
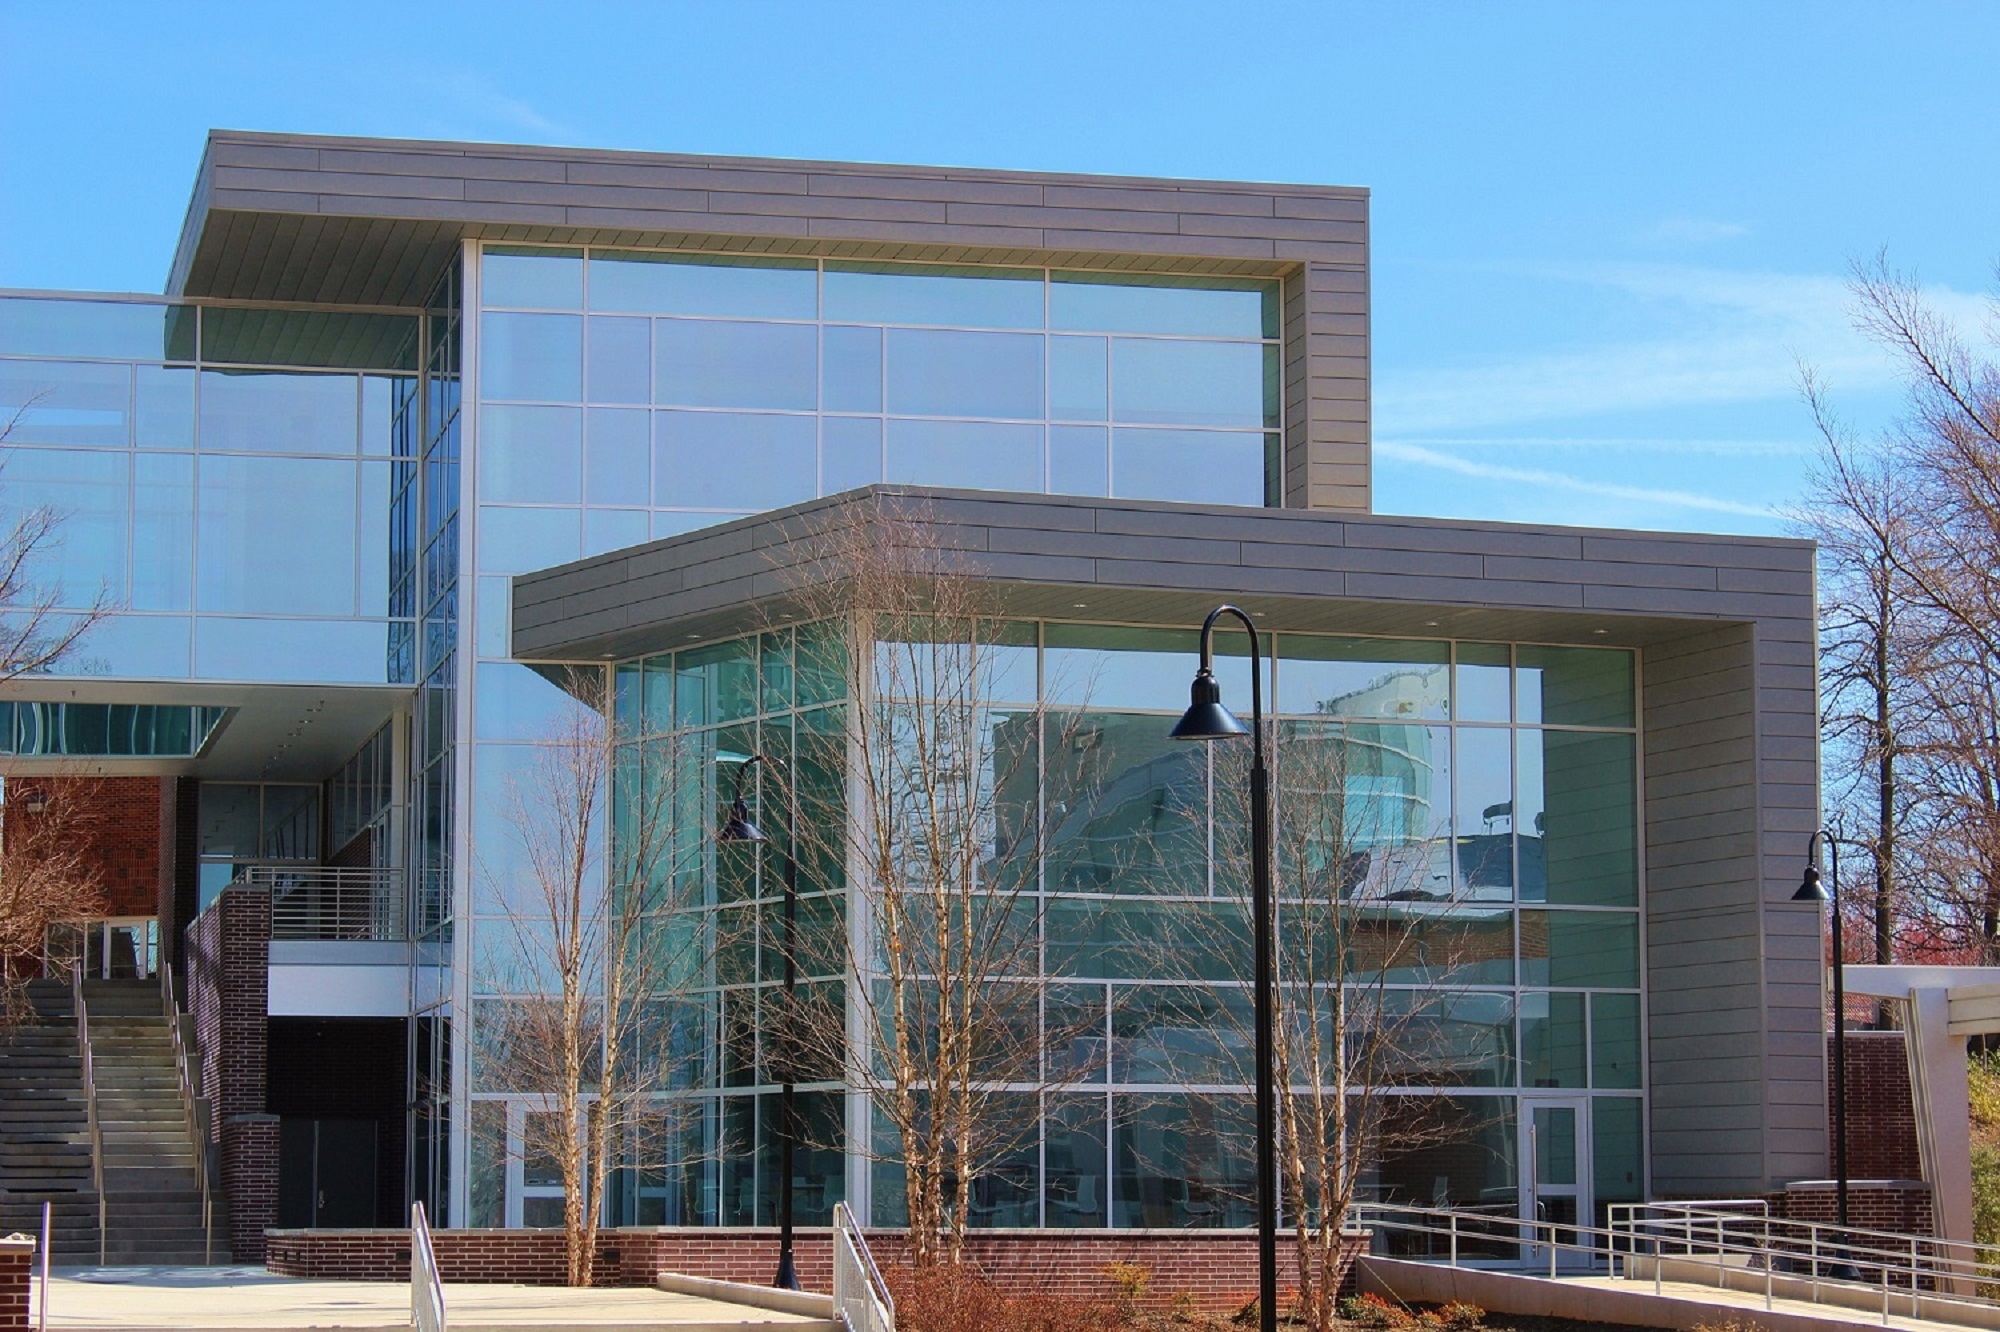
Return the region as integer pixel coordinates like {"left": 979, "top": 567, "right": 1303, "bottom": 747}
{"left": 36, "top": 1265, "right": 836, "bottom": 1332}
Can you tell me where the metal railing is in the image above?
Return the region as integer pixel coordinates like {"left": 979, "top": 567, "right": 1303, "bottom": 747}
{"left": 247, "top": 866, "right": 407, "bottom": 942}
{"left": 832, "top": 1202, "right": 895, "bottom": 1332}
{"left": 1353, "top": 1200, "right": 2000, "bottom": 1327}
{"left": 158, "top": 963, "right": 215, "bottom": 1264}
{"left": 411, "top": 1201, "right": 447, "bottom": 1332}
{"left": 67, "top": 965, "right": 105, "bottom": 1266}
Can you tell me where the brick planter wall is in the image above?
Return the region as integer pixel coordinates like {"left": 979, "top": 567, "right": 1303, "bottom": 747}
{"left": 267, "top": 1226, "right": 1369, "bottom": 1311}
{"left": 1778, "top": 1179, "right": 1933, "bottom": 1236}
{"left": 0, "top": 1237, "right": 32, "bottom": 1331}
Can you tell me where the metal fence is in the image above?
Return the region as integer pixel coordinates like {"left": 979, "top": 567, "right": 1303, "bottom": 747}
{"left": 832, "top": 1202, "right": 895, "bottom": 1332}
{"left": 246, "top": 866, "right": 407, "bottom": 942}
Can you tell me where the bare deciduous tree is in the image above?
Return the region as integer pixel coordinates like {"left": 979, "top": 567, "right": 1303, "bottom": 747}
{"left": 0, "top": 775, "right": 108, "bottom": 1023}
{"left": 474, "top": 671, "right": 714, "bottom": 1285}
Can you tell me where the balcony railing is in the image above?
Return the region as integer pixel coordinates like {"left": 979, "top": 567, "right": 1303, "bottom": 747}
{"left": 245, "top": 866, "right": 408, "bottom": 942}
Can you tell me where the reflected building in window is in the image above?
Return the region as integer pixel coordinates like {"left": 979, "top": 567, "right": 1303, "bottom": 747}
{"left": 0, "top": 132, "right": 1824, "bottom": 1261}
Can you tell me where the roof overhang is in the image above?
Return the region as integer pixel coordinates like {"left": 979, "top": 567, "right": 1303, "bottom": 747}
{"left": 168, "top": 131, "right": 1369, "bottom": 305}
{"left": 511, "top": 486, "right": 1816, "bottom": 662}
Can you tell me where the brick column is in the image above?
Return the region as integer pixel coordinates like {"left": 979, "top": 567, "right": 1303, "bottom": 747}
{"left": 187, "top": 886, "right": 273, "bottom": 1260}
{"left": 0, "top": 1236, "right": 32, "bottom": 1330}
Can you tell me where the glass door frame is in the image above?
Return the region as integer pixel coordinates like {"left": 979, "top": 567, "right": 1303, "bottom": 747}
{"left": 1519, "top": 1093, "right": 1592, "bottom": 1270}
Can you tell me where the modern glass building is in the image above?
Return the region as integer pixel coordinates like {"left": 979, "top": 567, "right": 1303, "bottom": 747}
{"left": 0, "top": 131, "right": 1826, "bottom": 1258}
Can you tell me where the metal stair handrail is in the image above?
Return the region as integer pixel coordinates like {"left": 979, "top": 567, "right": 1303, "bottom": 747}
{"left": 158, "top": 963, "right": 215, "bottom": 1264}
{"left": 67, "top": 965, "right": 105, "bottom": 1266}
{"left": 831, "top": 1202, "right": 894, "bottom": 1332}
{"left": 411, "top": 1201, "right": 447, "bottom": 1332}
{"left": 1353, "top": 1200, "right": 1998, "bottom": 1326}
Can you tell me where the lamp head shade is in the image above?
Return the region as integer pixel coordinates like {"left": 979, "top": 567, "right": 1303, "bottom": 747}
{"left": 1794, "top": 862, "right": 1826, "bottom": 902}
{"left": 1170, "top": 667, "right": 1250, "bottom": 741}
{"left": 720, "top": 798, "right": 766, "bottom": 844}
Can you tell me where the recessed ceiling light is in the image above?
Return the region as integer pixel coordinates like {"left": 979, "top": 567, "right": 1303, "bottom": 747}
{"left": 1424, "top": 620, "right": 1440, "bottom": 628}
{"left": 1072, "top": 603, "right": 1088, "bottom": 609}
{"left": 1592, "top": 629, "right": 1609, "bottom": 636}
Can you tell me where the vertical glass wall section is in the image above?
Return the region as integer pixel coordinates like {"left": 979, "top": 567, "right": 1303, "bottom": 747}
{"left": 473, "top": 245, "right": 1281, "bottom": 549}
{"left": 615, "top": 622, "right": 1641, "bottom": 1231}
{"left": 0, "top": 296, "right": 418, "bottom": 683}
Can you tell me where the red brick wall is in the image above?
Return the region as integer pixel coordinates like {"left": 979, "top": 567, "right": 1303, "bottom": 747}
{"left": 266, "top": 1226, "right": 1366, "bottom": 1312}
{"left": 10, "top": 776, "right": 165, "bottom": 918}
{"left": 1778, "top": 1180, "right": 1932, "bottom": 1236}
{"left": 0, "top": 1238, "right": 30, "bottom": 1331}
{"left": 187, "top": 886, "right": 275, "bottom": 1260}
{"left": 1838, "top": 1032, "right": 1923, "bottom": 1181}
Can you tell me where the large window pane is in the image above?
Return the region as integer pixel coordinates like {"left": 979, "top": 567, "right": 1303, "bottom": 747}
{"left": 200, "top": 371, "right": 357, "bottom": 454}
{"left": 586, "top": 407, "right": 650, "bottom": 506}
{"left": 1051, "top": 273, "right": 1277, "bottom": 339}
{"left": 483, "top": 247, "right": 583, "bottom": 310}
{"left": 1337, "top": 906, "right": 1512, "bottom": 986}
{"left": 1361, "top": 1096, "right": 1516, "bottom": 1221}
{"left": 0, "top": 298, "right": 189, "bottom": 361}
{"left": 197, "top": 456, "right": 354, "bottom": 614}
{"left": 1049, "top": 336, "right": 1108, "bottom": 421}
{"left": 1453, "top": 727, "right": 1513, "bottom": 900}
{"left": 0, "top": 360, "right": 130, "bottom": 447}
{"left": 475, "top": 505, "right": 580, "bottom": 575}
{"left": 1047, "top": 899, "right": 1246, "bottom": 982}
{"left": 1276, "top": 720, "right": 1452, "bottom": 904}
{"left": 5, "top": 448, "right": 128, "bottom": 603}
{"left": 821, "top": 417, "right": 882, "bottom": 494}
{"left": 589, "top": 252, "right": 816, "bottom": 320}
{"left": 885, "top": 329, "right": 1041, "bottom": 420}
{"left": 480, "top": 313, "right": 581, "bottom": 402}
{"left": 654, "top": 319, "right": 816, "bottom": 411}
{"left": 1049, "top": 426, "right": 1108, "bottom": 497}
{"left": 586, "top": 316, "right": 651, "bottom": 405}
{"left": 1112, "top": 339, "right": 1269, "bottom": 428}
{"left": 1517, "top": 646, "right": 1635, "bottom": 728}
{"left": 1454, "top": 643, "right": 1511, "bottom": 721}
{"left": 885, "top": 420, "right": 1041, "bottom": 492}
{"left": 1520, "top": 991, "right": 1586, "bottom": 1089}
{"left": 133, "top": 453, "right": 193, "bottom": 611}
{"left": 192, "top": 617, "right": 391, "bottom": 684}
{"left": 1113, "top": 986, "right": 1250, "bottom": 1085}
{"left": 1279, "top": 636, "right": 1450, "bottom": 721}
{"left": 1593, "top": 1096, "right": 1645, "bottom": 1204}
{"left": 1519, "top": 730, "right": 1636, "bottom": 906}
{"left": 1591, "top": 992, "right": 1642, "bottom": 1089}
{"left": 824, "top": 262, "right": 1041, "bottom": 329}
{"left": 478, "top": 405, "right": 581, "bottom": 503}
{"left": 823, "top": 326, "right": 883, "bottom": 413}
{"left": 1371, "top": 991, "right": 1516, "bottom": 1088}
{"left": 1113, "top": 1093, "right": 1253, "bottom": 1228}
{"left": 1111, "top": 428, "right": 1265, "bottom": 505}
{"left": 136, "top": 365, "right": 196, "bottom": 450}
{"left": 655, "top": 411, "right": 816, "bottom": 510}
{"left": 1520, "top": 910, "right": 1639, "bottom": 988}
{"left": 1046, "top": 1094, "right": 1108, "bottom": 1227}
{"left": 1043, "top": 623, "right": 1210, "bottom": 710}
{"left": 1045, "top": 711, "right": 1207, "bottom": 897}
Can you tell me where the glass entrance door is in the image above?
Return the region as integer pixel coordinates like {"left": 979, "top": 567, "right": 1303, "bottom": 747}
{"left": 46, "top": 918, "right": 157, "bottom": 980}
{"left": 1522, "top": 1097, "right": 1591, "bottom": 1270}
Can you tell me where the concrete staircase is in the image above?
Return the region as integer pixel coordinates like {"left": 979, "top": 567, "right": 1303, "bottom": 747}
{"left": 77, "top": 980, "right": 217, "bottom": 1264}
{"left": 0, "top": 980, "right": 100, "bottom": 1260}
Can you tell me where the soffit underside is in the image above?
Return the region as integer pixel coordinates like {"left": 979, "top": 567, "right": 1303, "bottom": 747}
{"left": 174, "top": 209, "right": 1302, "bottom": 306}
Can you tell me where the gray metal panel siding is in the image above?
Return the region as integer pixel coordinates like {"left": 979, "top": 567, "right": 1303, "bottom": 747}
{"left": 171, "top": 131, "right": 1373, "bottom": 515}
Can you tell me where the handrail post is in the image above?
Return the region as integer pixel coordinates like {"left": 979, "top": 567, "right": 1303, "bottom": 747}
{"left": 70, "top": 965, "right": 106, "bottom": 1267}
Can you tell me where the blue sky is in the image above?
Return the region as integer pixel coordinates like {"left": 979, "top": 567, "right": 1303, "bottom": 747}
{"left": 3, "top": 1, "right": 1995, "bottom": 537}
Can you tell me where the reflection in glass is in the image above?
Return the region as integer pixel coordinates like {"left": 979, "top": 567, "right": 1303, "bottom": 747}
{"left": 821, "top": 417, "right": 882, "bottom": 493}
{"left": 1277, "top": 720, "right": 1451, "bottom": 903}
{"left": 1049, "top": 336, "right": 1107, "bottom": 420}
{"left": 1051, "top": 273, "right": 1277, "bottom": 339}
{"left": 1111, "top": 428, "right": 1265, "bottom": 505}
{"left": 886, "top": 328, "right": 1042, "bottom": 420}
{"left": 1113, "top": 1092, "right": 1253, "bottom": 1228}
{"left": 479, "top": 405, "right": 582, "bottom": 503}
{"left": 1371, "top": 991, "right": 1515, "bottom": 1088}
{"left": 0, "top": 297, "right": 186, "bottom": 361}
{"left": 483, "top": 246, "right": 583, "bottom": 310}
{"left": 589, "top": 252, "right": 817, "bottom": 321}
{"left": 480, "top": 313, "right": 582, "bottom": 402}
{"left": 586, "top": 316, "right": 651, "bottom": 404}
{"left": 1517, "top": 645, "right": 1635, "bottom": 728}
{"left": 475, "top": 505, "right": 581, "bottom": 575}
{"left": 1045, "top": 711, "right": 1207, "bottom": 896}
{"left": 654, "top": 411, "right": 817, "bottom": 510}
{"left": 1112, "top": 339, "right": 1269, "bottom": 428}
{"left": 1518, "top": 730, "right": 1636, "bottom": 906}
{"left": 1046, "top": 1094, "right": 1108, "bottom": 1226}
{"left": 825, "top": 262, "right": 1042, "bottom": 329}
{"left": 1453, "top": 727, "right": 1513, "bottom": 900}
{"left": 885, "top": 420, "right": 1041, "bottom": 492}
{"left": 1114, "top": 985, "right": 1250, "bottom": 1085}
{"left": 1520, "top": 991, "right": 1586, "bottom": 1089}
{"left": 1049, "top": 426, "right": 1108, "bottom": 497}
{"left": 1593, "top": 1096, "right": 1645, "bottom": 1205}
{"left": 0, "top": 360, "right": 130, "bottom": 447}
{"left": 136, "top": 365, "right": 195, "bottom": 449}
{"left": 1335, "top": 906, "right": 1512, "bottom": 986}
{"left": 823, "top": 326, "right": 883, "bottom": 413}
{"left": 1591, "top": 992, "right": 1642, "bottom": 1089}
{"left": 655, "top": 318, "right": 816, "bottom": 411}
{"left": 586, "top": 408, "right": 650, "bottom": 506}
{"left": 1047, "top": 898, "right": 1247, "bottom": 982}
{"left": 133, "top": 453, "right": 194, "bottom": 611}
{"left": 1519, "top": 910, "right": 1639, "bottom": 988}
{"left": 1455, "top": 643, "right": 1511, "bottom": 722}
{"left": 197, "top": 455, "right": 355, "bottom": 614}
{"left": 1279, "top": 636, "right": 1449, "bottom": 721}
{"left": 200, "top": 371, "right": 358, "bottom": 454}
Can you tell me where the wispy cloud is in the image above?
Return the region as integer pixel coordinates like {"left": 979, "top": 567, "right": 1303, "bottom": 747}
{"left": 1377, "top": 262, "right": 1989, "bottom": 436}
{"left": 1375, "top": 440, "right": 1780, "bottom": 520}
{"left": 424, "top": 71, "right": 564, "bottom": 142}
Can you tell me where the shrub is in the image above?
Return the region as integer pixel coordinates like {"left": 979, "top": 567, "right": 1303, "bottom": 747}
{"left": 885, "top": 1262, "right": 1121, "bottom": 1332}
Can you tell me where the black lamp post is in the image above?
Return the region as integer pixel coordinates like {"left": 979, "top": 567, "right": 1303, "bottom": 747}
{"left": 1793, "top": 828, "right": 1848, "bottom": 1232}
{"left": 718, "top": 752, "right": 802, "bottom": 1290}
{"left": 1169, "top": 604, "right": 1277, "bottom": 1332}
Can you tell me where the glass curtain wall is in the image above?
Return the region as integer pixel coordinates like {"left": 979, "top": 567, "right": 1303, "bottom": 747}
{"left": 603, "top": 623, "right": 1643, "bottom": 1232}
{"left": 0, "top": 295, "right": 418, "bottom": 683}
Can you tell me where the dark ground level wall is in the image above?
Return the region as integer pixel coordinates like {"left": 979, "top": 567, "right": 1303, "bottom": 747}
{"left": 266, "top": 1227, "right": 1368, "bottom": 1310}
{"left": 266, "top": 1017, "right": 406, "bottom": 1227}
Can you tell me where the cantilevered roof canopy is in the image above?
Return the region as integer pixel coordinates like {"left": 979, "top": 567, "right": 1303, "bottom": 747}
{"left": 510, "top": 486, "right": 1814, "bottom": 663}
